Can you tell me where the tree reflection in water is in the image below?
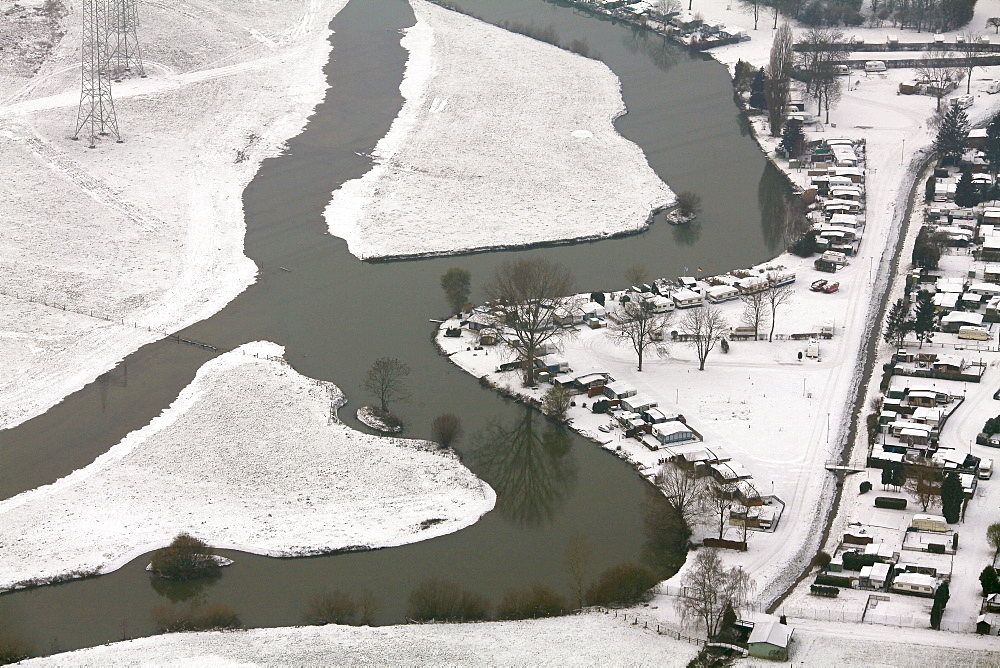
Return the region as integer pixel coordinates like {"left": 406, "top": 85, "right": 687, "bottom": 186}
{"left": 469, "top": 406, "right": 578, "bottom": 528}
{"left": 641, "top": 485, "right": 690, "bottom": 579}
{"left": 619, "top": 24, "right": 683, "bottom": 72}
{"left": 149, "top": 570, "right": 221, "bottom": 604}
{"left": 758, "top": 160, "right": 807, "bottom": 253}
{"left": 671, "top": 220, "right": 702, "bottom": 246}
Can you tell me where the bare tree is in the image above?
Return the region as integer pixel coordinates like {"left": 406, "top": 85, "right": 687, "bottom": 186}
{"left": 680, "top": 304, "right": 729, "bottom": 370}
{"left": 677, "top": 549, "right": 755, "bottom": 638}
{"left": 655, "top": 0, "right": 682, "bottom": 18}
{"left": 738, "top": 0, "right": 764, "bottom": 29}
{"left": 542, "top": 384, "right": 572, "bottom": 420}
{"left": 564, "top": 533, "right": 593, "bottom": 609}
{"left": 431, "top": 414, "right": 462, "bottom": 449}
{"left": 988, "top": 522, "right": 1000, "bottom": 562}
{"left": 905, "top": 458, "right": 943, "bottom": 512}
{"left": 917, "top": 52, "right": 965, "bottom": 110}
{"left": 765, "top": 24, "right": 795, "bottom": 136}
{"left": 707, "top": 481, "right": 736, "bottom": 539}
{"left": 654, "top": 464, "right": 705, "bottom": 528}
{"left": 624, "top": 263, "right": 650, "bottom": 288}
{"left": 484, "top": 258, "right": 576, "bottom": 386}
{"left": 364, "top": 357, "right": 410, "bottom": 414}
{"left": 960, "top": 32, "right": 983, "bottom": 94}
{"left": 764, "top": 272, "right": 794, "bottom": 342}
{"left": 740, "top": 289, "right": 769, "bottom": 340}
{"left": 608, "top": 297, "right": 670, "bottom": 372}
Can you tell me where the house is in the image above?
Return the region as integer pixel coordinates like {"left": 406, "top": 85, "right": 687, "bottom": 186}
{"left": 933, "top": 292, "right": 959, "bottom": 312}
{"left": 941, "top": 311, "right": 984, "bottom": 332}
{"left": 829, "top": 212, "right": 860, "bottom": 228}
{"left": 465, "top": 312, "right": 493, "bottom": 331}
{"left": 860, "top": 561, "right": 891, "bottom": 589}
{"left": 931, "top": 355, "right": 966, "bottom": 374}
{"left": 830, "top": 186, "right": 863, "bottom": 202}
{"left": 478, "top": 328, "right": 498, "bottom": 346}
{"left": 654, "top": 420, "right": 696, "bottom": 444}
{"left": 976, "top": 613, "right": 1000, "bottom": 635}
{"left": 622, "top": 394, "right": 658, "bottom": 413}
{"left": 891, "top": 572, "right": 937, "bottom": 596}
{"left": 603, "top": 381, "right": 637, "bottom": 400}
{"left": 552, "top": 306, "right": 584, "bottom": 326}
{"left": 642, "top": 408, "right": 672, "bottom": 424}
{"left": 709, "top": 460, "right": 752, "bottom": 482}
{"left": 984, "top": 208, "right": 1000, "bottom": 225}
{"left": 968, "top": 127, "right": 989, "bottom": 150}
{"left": 671, "top": 288, "right": 703, "bottom": 309}
{"left": 907, "top": 391, "right": 942, "bottom": 408}
{"left": 986, "top": 593, "right": 1000, "bottom": 612}
{"left": 985, "top": 263, "right": 1000, "bottom": 282}
{"left": 575, "top": 372, "right": 611, "bottom": 393}
{"left": 705, "top": 284, "right": 739, "bottom": 303}
{"left": 747, "top": 617, "right": 793, "bottom": 661}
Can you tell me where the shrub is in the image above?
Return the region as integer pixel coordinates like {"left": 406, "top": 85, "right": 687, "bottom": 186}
{"left": 791, "top": 231, "right": 818, "bottom": 258}
{"left": 151, "top": 602, "right": 241, "bottom": 633}
{"left": 496, "top": 585, "right": 569, "bottom": 620}
{"left": 407, "top": 579, "right": 490, "bottom": 622}
{"left": 431, "top": 414, "right": 463, "bottom": 449}
{"left": 585, "top": 562, "right": 659, "bottom": 607}
{"left": 811, "top": 551, "right": 832, "bottom": 571}
{"left": 815, "top": 573, "right": 853, "bottom": 587}
{"left": 592, "top": 399, "right": 609, "bottom": 414}
{"left": 305, "top": 591, "right": 359, "bottom": 625}
{"left": 149, "top": 533, "right": 220, "bottom": 581}
{"left": 860, "top": 480, "right": 872, "bottom": 494}
{"left": 842, "top": 551, "right": 877, "bottom": 571}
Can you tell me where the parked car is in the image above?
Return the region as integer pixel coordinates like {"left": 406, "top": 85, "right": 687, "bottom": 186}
{"left": 823, "top": 282, "right": 840, "bottom": 293}
{"left": 810, "top": 279, "right": 828, "bottom": 292}
{"left": 598, "top": 424, "right": 612, "bottom": 433}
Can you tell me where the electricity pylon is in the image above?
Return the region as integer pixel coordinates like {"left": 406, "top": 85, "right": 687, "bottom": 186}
{"left": 73, "top": 0, "right": 121, "bottom": 147}
{"left": 111, "top": 0, "right": 145, "bottom": 80}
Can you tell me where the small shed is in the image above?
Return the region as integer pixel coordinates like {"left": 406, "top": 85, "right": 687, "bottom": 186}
{"left": 860, "top": 561, "right": 891, "bottom": 588}
{"left": 941, "top": 311, "right": 984, "bottom": 332}
{"left": 747, "top": 617, "right": 793, "bottom": 661}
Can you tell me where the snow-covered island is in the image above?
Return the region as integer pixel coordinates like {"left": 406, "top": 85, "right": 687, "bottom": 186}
{"left": 0, "top": 342, "right": 495, "bottom": 592}
{"left": 323, "top": 0, "right": 674, "bottom": 259}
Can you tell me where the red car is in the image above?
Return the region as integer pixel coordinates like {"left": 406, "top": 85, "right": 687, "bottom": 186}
{"left": 810, "top": 279, "right": 828, "bottom": 292}
{"left": 823, "top": 282, "right": 840, "bottom": 293}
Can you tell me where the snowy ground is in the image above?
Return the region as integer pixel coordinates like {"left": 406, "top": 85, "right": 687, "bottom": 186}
{"left": 323, "top": 0, "right": 674, "bottom": 260}
{"left": 0, "top": 0, "right": 350, "bottom": 431}
{"left": 0, "top": 342, "right": 495, "bottom": 591}
{"left": 19, "top": 612, "right": 700, "bottom": 667}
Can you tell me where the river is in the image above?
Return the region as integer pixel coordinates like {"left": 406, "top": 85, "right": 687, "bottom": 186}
{"left": 0, "top": 0, "right": 800, "bottom": 655}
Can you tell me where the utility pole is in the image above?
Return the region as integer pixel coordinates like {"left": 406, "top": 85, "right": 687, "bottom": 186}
{"left": 73, "top": 0, "right": 121, "bottom": 147}
{"left": 110, "top": 0, "right": 145, "bottom": 80}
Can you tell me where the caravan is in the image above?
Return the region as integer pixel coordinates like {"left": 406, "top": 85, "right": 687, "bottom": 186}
{"left": 864, "top": 60, "right": 887, "bottom": 73}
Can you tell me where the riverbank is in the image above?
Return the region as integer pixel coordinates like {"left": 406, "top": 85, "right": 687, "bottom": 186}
{"left": 0, "top": 342, "right": 495, "bottom": 592}
{"left": 0, "top": 0, "right": 350, "bottom": 432}
{"left": 323, "top": 0, "right": 673, "bottom": 260}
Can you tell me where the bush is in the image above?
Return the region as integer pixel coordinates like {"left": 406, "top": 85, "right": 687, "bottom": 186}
{"left": 151, "top": 603, "right": 241, "bottom": 633}
{"left": 811, "top": 551, "right": 832, "bottom": 570}
{"left": 305, "top": 591, "right": 359, "bottom": 625}
{"left": 149, "top": 533, "right": 220, "bottom": 581}
{"left": 592, "top": 399, "right": 609, "bottom": 414}
{"left": 925, "top": 176, "right": 936, "bottom": 202}
{"left": 496, "top": 585, "right": 569, "bottom": 620}
{"left": 585, "top": 562, "right": 659, "bottom": 607}
{"left": 791, "top": 231, "right": 818, "bottom": 258}
{"left": 720, "top": 338, "right": 730, "bottom": 354}
{"left": 431, "top": 414, "right": 463, "bottom": 449}
{"left": 842, "top": 551, "right": 877, "bottom": 571}
{"left": 407, "top": 579, "right": 490, "bottom": 622}
{"left": 815, "top": 573, "right": 853, "bottom": 587}
{"left": 860, "top": 481, "right": 872, "bottom": 494}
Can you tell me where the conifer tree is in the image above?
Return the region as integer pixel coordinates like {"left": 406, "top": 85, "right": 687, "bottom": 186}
{"left": 749, "top": 68, "right": 767, "bottom": 110}
{"left": 940, "top": 471, "right": 964, "bottom": 523}
{"left": 884, "top": 299, "right": 912, "bottom": 348}
{"left": 912, "top": 289, "right": 936, "bottom": 349}
{"left": 934, "top": 105, "right": 970, "bottom": 166}
{"left": 954, "top": 170, "right": 979, "bottom": 207}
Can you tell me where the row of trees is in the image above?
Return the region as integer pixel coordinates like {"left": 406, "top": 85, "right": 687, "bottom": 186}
{"left": 756, "top": 0, "right": 976, "bottom": 30}
{"left": 883, "top": 290, "right": 936, "bottom": 348}
{"left": 879, "top": 459, "right": 966, "bottom": 521}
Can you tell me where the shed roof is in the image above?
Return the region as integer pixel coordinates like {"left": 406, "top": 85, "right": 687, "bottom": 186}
{"left": 748, "top": 619, "right": 793, "bottom": 649}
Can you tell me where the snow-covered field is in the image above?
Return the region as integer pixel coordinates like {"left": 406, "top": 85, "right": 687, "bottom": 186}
{"left": 0, "top": 342, "right": 495, "bottom": 591}
{"left": 0, "top": 0, "right": 350, "bottom": 431}
{"left": 323, "top": 0, "right": 674, "bottom": 259}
